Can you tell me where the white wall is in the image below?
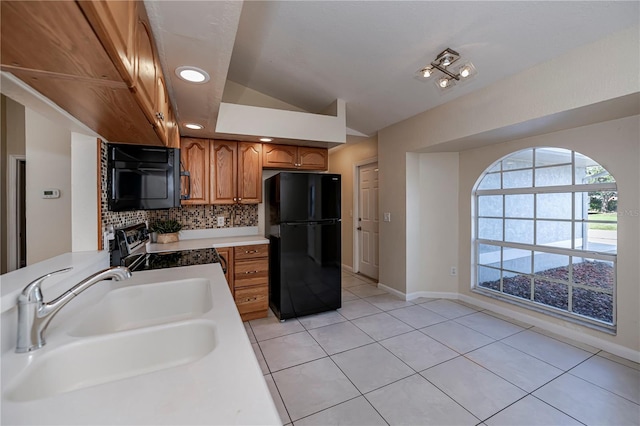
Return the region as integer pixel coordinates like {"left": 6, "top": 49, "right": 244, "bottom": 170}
{"left": 71, "top": 134, "right": 98, "bottom": 251}
{"left": 25, "top": 108, "right": 72, "bottom": 264}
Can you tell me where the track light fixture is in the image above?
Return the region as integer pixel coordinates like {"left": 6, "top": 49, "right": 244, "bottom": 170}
{"left": 417, "top": 48, "right": 477, "bottom": 91}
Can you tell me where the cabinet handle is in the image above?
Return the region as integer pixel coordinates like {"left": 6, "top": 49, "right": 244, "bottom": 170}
{"left": 244, "top": 270, "right": 258, "bottom": 275}
{"left": 233, "top": 197, "right": 237, "bottom": 202}
{"left": 238, "top": 197, "right": 242, "bottom": 202}
{"left": 155, "top": 112, "right": 165, "bottom": 121}
{"left": 245, "top": 250, "right": 258, "bottom": 254}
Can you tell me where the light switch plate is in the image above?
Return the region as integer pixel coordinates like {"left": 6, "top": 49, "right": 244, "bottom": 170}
{"left": 383, "top": 212, "right": 391, "bottom": 222}
{"left": 217, "top": 217, "right": 225, "bottom": 227}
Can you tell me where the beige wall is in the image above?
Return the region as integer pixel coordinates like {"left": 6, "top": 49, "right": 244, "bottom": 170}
{"left": 25, "top": 108, "right": 72, "bottom": 264}
{"left": 458, "top": 116, "right": 640, "bottom": 355}
{"left": 414, "top": 152, "right": 460, "bottom": 295}
{"left": 222, "top": 80, "right": 307, "bottom": 112}
{"left": 377, "top": 26, "right": 640, "bottom": 358}
{"left": 328, "top": 135, "right": 378, "bottom": 269}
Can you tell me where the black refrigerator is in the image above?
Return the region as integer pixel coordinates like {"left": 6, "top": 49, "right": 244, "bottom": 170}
{"left": 265, "top": 172, "right": 342, "bottom": 320}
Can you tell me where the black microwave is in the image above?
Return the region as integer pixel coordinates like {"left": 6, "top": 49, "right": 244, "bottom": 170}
{"left": 107, "top": 143, "right": 180, "bottom": 211}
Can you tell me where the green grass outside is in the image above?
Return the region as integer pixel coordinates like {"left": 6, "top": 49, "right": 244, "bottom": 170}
{"left": 588, "top": 212, "right": 618, "bottom": 230}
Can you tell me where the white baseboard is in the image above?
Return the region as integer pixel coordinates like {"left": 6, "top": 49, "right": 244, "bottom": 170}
{"left": 341, "top": 264, "right": 354, "bottom": 273}
{"left": 407, "top": 291, "right": 458, "bottom": 301}
{"left": 375, "top": 284, "right": 640, "bottom": 363}
{"left": 377, "top": 282, "right": 406, "bottom": 300}
{"left": 457, "top": 294, "right": 640, "bottom": 363}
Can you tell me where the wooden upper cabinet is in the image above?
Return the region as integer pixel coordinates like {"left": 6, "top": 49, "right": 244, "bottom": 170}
{"left": 166, "top": 106, "right": 180, "bottom": 149}
{"left": 211, "top": 141, "right": 238, "bottom": 204}
{"left": 180, "top": 138, "right": 210, "bottom": 205}
{"left": 237, "top": 142, "right": 263, "bottom": 204}
{"left": 298, "top": 146, "right": 328, "bottom": 170}
{"left": 154, "top": 73, "right": 170, "bottom": 145}
{"left": 76, "top": 0, "right": 137, "bottom": 85}
{"left": 132, "top": 13, "right": 158, "bottom": 126}
{"left": 212, "top": 140, "right": 263, "bottom": 204}
{"left": 1, "top": 1, "right": 122, "bottom": 81}
{"left": 262, "top": 144, "right": 298, "bottom": 169}
{"left": 262, "top": 143, "right": 328, "bottom": 171}
{"left": 1, "top": 0, "right": 178, "bottom": 147}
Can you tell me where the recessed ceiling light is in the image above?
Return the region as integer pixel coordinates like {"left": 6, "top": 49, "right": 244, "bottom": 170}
{"left": 259, "top": 137, "right": 273, "bottom": 142}
{"left": 185, "top": 123, "right": 204, "bottom": 130}
{"left": 175, "top": 66, "right": 210, "bottom": 83}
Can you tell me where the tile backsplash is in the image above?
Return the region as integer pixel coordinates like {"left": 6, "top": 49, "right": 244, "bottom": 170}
{"left": 147, "top": 204, "right": 258, "bottom": 229}
{"left": 100, "top": 141, "right": 258, "bottom": 231}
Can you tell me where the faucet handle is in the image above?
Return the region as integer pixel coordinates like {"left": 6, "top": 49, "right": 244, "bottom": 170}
{"left": 20, "top": 267, "right": 73, "bottom": 303}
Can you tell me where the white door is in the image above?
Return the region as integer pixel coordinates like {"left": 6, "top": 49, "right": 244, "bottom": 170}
{"left": 358, "top": 163, "right": 379, "bottom": 279}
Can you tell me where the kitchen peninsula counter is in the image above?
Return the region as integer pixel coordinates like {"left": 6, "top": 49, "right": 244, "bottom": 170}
{"left": 1, "top": 262, "right": 280, "bottom": 425}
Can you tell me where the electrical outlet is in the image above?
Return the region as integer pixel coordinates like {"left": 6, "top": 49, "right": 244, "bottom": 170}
{"left": 450, "top": 267, "right": 457, "bottom": 276}
{"left": 383, "top": 212, "right": 391, "bottom": 222}
{"left": 217, "top": 216, "right": 225, "bottom": 227}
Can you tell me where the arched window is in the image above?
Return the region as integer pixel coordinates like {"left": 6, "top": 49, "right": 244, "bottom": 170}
{"left": 473, "top": 147, "right": 617, "bottom": 329}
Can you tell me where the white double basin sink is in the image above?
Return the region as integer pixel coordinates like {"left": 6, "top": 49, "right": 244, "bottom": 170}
{"left": 2, "top": 264, "right": 280, "bottom": 425}
{"left": 7, "top": 278, "right": 215, "bottom": 402}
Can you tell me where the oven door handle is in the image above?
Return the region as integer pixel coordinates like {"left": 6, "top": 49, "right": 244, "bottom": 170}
{"left": 127, "top": 253, "right": 147, "bottom": 271}
{"left": 218, "top": 253, "right": 228, "bottom": 274}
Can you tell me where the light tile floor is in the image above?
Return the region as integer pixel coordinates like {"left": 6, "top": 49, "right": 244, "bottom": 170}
{"left": 245, "top": 271, "right": 640, "bottom": 426}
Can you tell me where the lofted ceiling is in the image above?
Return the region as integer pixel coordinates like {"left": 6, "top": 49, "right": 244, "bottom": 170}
{"left": 146, "top": 1, "right": 639, "bottom": 141}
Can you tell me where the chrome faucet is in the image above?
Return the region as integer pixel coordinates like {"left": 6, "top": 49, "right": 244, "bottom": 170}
{"left": 16, "top": 266, "right": 132, "bottom": 353}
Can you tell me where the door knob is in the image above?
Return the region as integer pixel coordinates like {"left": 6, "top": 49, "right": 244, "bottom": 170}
{"left": 357, "top": 226, "right": 362, "bottom": 231}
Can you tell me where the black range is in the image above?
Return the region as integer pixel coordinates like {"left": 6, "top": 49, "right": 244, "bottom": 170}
{"left": 110, "top": 223, "right": 226, "bottom": 273}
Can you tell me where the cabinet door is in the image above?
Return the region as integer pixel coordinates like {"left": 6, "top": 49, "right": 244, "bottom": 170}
{"left": 1, "top": 1, "right": 123, "bottom": 81}
{"left": 132, "top": 11, "right": 157, "bottom": 125}
{"left": 298, "top": 147, "right": 329, "bottom": 171}
{"left": 216, "top": 246, "right": 234, "bottom": 294}
{"left": 154, "top": 72, "right": 170, "bottom": 145}
{"left": 165, "top": 106, "right": 180, "bottom": 149}
{"left": 77, "top": 0, "right": 137, "bottom": 85}
{"left": 211, "top": 140, "right": 238, "bottom": 204}
{"left": 180, "top": 138, "right": 209, "bottom": 204}
{"left": 262, "top": 144, "right": 297, "bottom": 169}
{"left": 237, "top": 142, "right": 263, "bottom": 204}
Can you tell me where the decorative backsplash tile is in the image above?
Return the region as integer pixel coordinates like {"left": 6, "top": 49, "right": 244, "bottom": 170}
{"left": 100, "top": 141, "right": 258, "bottom": 231}
{"left": 147, "top": 204, "right": 258, "bottom": 229}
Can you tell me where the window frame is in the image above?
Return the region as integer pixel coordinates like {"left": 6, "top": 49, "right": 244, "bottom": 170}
{"left": 473, "top": 148, "right": 617, "bottom": 331}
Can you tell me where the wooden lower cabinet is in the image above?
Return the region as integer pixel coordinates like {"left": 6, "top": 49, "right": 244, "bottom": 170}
{"left": 215, "top": 246, "right": 233, "bottom": 293}
{"left": 234, "top": 286, "right": 269, "bottom": 321}
{"left": 219, "top": 243, "right": 269, "bottom": 321}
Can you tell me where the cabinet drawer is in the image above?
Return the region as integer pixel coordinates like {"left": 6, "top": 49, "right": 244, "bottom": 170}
{"left": 234, "top": 244, "right": 269, "bottom": 260}
{"left": 234, "top": 258, "right": 268, "bottom": 287}
{"left": 235, "top": 285, "right": 268, "bottom": 315}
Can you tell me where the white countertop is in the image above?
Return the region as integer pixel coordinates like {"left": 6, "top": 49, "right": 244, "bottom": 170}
{"left": 0, "top": 251, "right": 109, "bottom": 314}
{"left": 1, "top": 264, "right": 281, "bottom": 425}
{"left": 147, "top": 233, "right": 269, "bottom": 253}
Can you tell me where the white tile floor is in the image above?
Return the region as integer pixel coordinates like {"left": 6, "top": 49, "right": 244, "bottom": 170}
{"left": 245, "top": 271, "right": 640, "bottom": 426}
